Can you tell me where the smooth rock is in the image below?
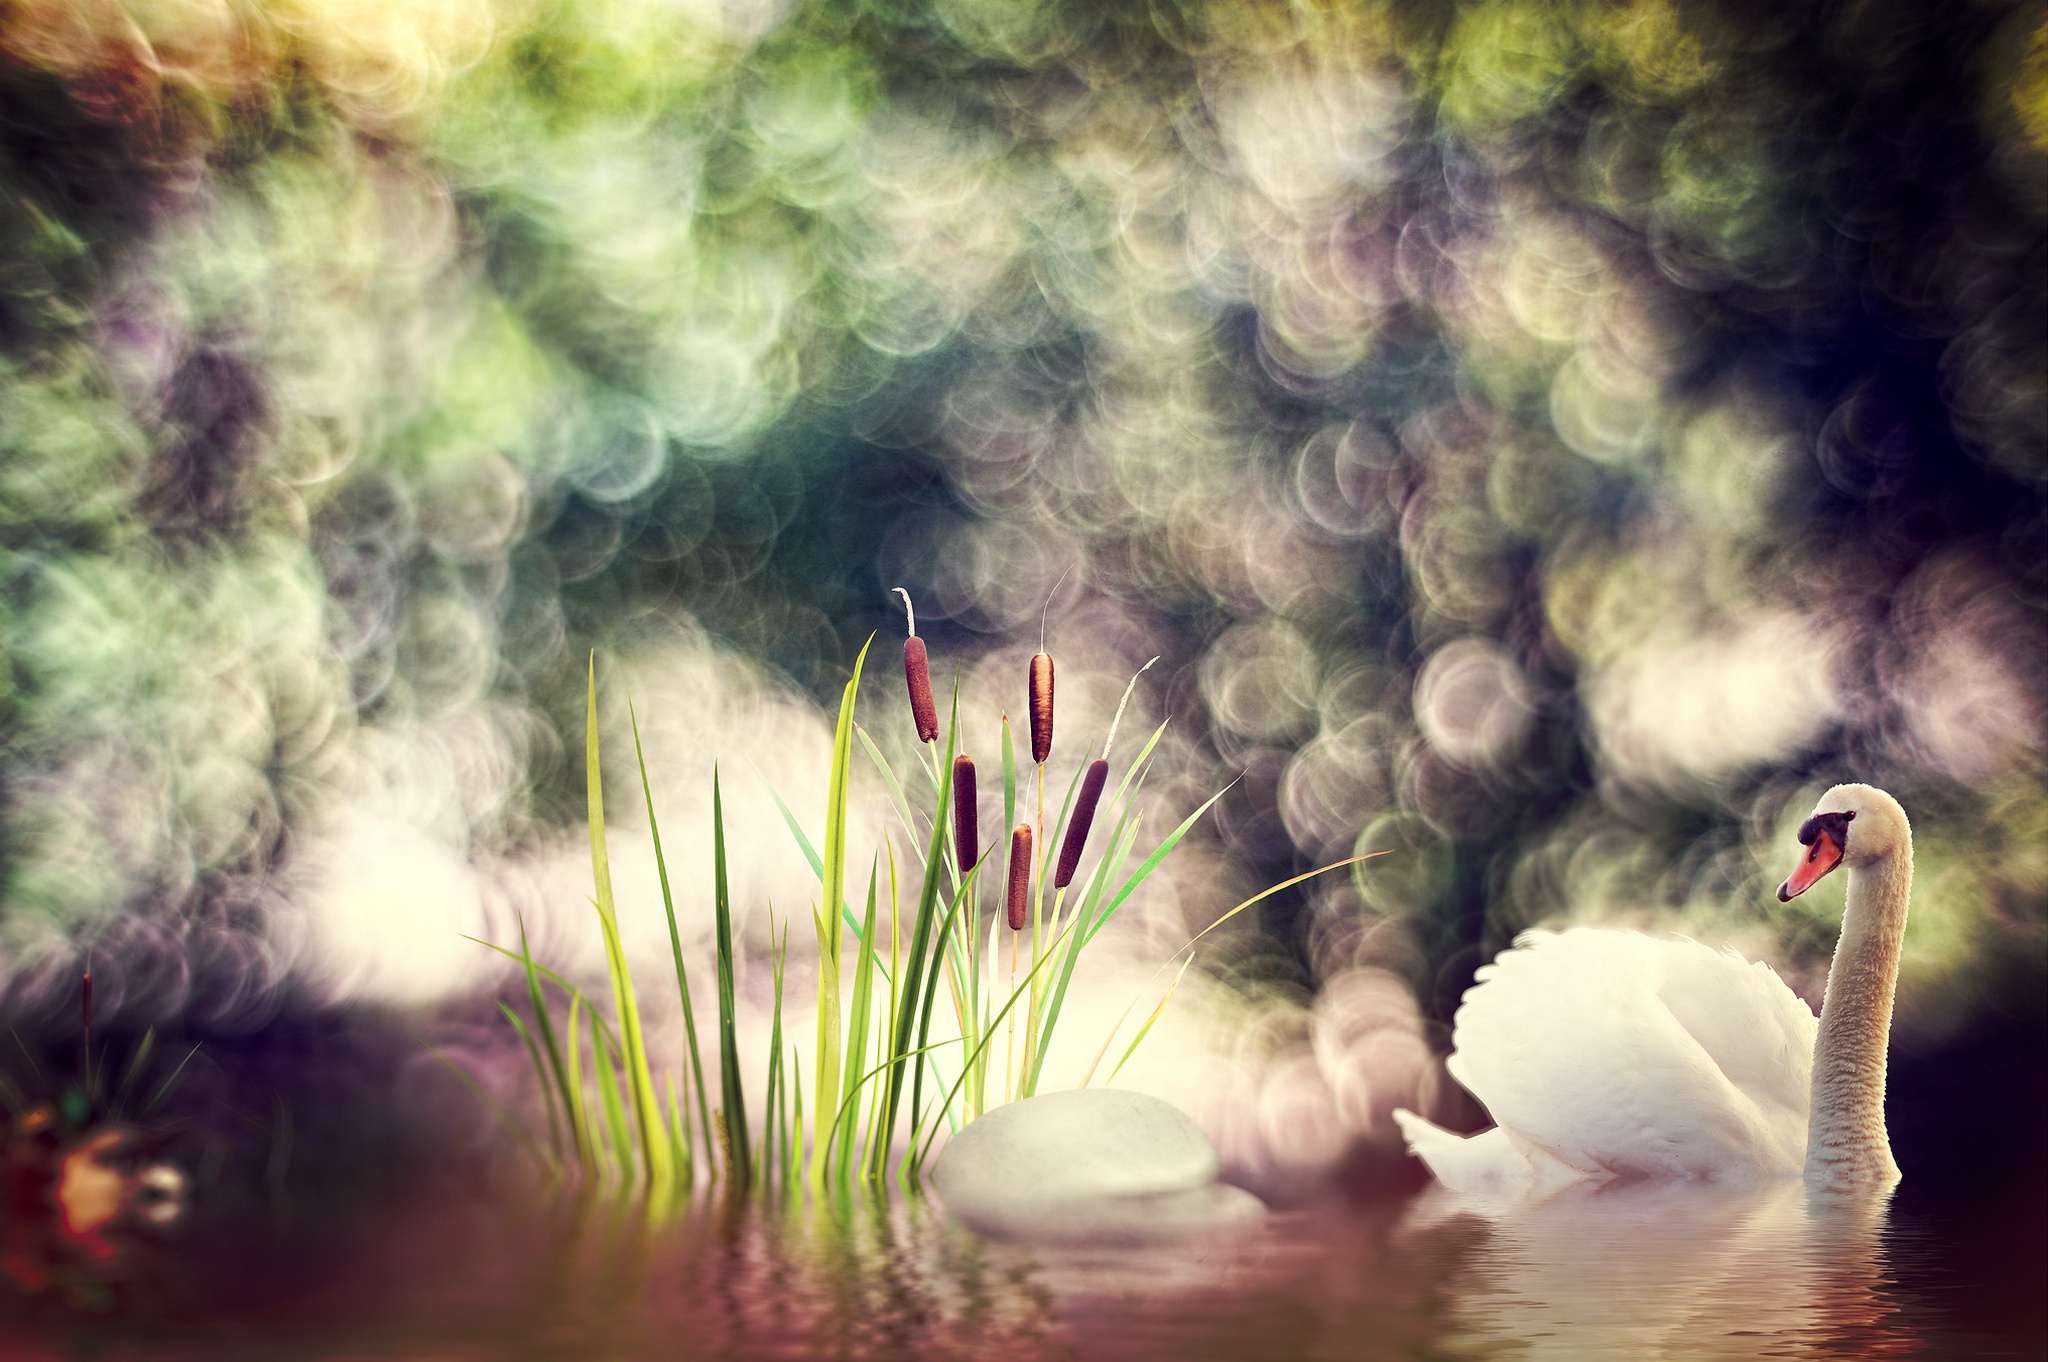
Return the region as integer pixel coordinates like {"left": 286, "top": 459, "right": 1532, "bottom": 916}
{"left": 931, "top": 1089, "right": 1265, "bottom": 1243}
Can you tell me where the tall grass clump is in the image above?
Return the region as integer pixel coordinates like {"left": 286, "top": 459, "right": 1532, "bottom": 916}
{"left": 478, "top": 600, "right": 1378, "bottom": 1203}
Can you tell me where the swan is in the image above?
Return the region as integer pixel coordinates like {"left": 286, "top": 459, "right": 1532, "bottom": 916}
{"left": 1393, "top": 783, "right": 1911, "bottom": 1194}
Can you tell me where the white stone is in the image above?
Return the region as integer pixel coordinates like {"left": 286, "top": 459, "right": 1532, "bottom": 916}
{"left": 931, "top": 1088, "right": 1266, "bottom": 1243}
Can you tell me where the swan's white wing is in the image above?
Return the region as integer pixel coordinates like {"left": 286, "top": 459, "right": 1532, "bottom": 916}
{"left": 1446, "top": 929, "right": 1816, "bottom": 1180}
{"left": 1391, "top": 1110, "right": 1606, "bottom": 1198}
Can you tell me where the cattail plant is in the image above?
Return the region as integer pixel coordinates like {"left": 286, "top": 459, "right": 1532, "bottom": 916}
{"left": 477, "top": 636, "right": 1378, "bottom": 1204}
{"left": 1027, "top": 652, "right": 1053, "bottom": 766}
{"left": 897, "top": 588, "right": 938, "bottom": 744}
{"left": 1053, "top": 760, "right": 1107, "bottom": 891}
{"left": 1004, "top": 824, "right": 1032, "bottom": 930}
{"left": 953, "top": 755, "right": 978, "bottom": 871}
{"left": 1056, "top": 656, "right": 1154, "bottom": 891}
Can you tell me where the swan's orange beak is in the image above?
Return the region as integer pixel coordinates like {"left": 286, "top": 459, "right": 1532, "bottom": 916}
{"left": 1778, "top": 827, "right": 1844, "bottom": 901}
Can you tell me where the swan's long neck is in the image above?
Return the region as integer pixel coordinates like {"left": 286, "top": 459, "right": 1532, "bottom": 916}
{"left": 1805, "top": 844, "right": 1910, "bottom": 1188}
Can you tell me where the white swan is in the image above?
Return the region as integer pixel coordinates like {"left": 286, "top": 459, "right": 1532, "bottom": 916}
{"left": 1393, "top": 783, "right": 1910, "bottom": 1194}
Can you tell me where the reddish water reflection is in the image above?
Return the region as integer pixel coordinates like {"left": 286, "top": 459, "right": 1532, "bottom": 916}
{"left": 0, "top": 1168, "right": 2037, "bottom": 1360}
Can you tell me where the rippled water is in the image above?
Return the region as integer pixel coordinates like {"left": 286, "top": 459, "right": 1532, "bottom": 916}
{"left": 0, "top": 1169, "right": 2038, "bottom": 1360}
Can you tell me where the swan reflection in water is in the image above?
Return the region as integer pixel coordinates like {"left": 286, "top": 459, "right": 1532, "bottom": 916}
{"left": 1404, "top": 1178, "right": 1912, "bottom": 1361}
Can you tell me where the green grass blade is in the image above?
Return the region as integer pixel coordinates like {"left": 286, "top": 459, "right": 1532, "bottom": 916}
{"left": 1082, "top": 783, "right": 1238, "bottom": 948}
{"left": 1105, "top": 953, "right": 1198, "bottom": 1085}
{"left": 667, "top": 1071, "right": 690, "bottom": 1187}
{"left": 1078, "top": 853, "right": 1388, "bottom": 1088}
{"left": 877, "top": 702, "right": 957, "bottom": 1168}
{"left": 913, "top": 921, "right": 1075, "bottom": 1172}
{"left": 711, "top": 769, "right": 751, "bottom": 1188}
{"left": 563, "top": 996, "right": 594, "bottom": 1180}
{"left": 855, "top": 723, "right": 923, "bottom": 850}
{"left": 908, "top": 866, "right": 975, "bottom": 1144}
{"left": 1026, "top": 812, "right": 1143, "bottom": 1095}
{"left": 496, "top": 999, "right": 564, "bottom": 1164}
{"left": 141, "top": 1044, "right": 201, "bottom": 1116}
{"left": 584, "top": 655, "right": 671, "bottom": 1190}
{"left": 763, "top": 776, "right": 892, "bottom": 968}
{"left": 823, "top": 1038, "right": 961, "bottom": 1172}
{"left": 836, "top": 860, "right": 881, "bottom": 1182}
{"left": 111, "top": 1028, "right": 156, "bottom": 1114}
{"left": 1000, "top": 714, "right": 1016, "bottom": 846}
{"left": 764, "top": 916, "right": 788, "bottom": 1194}
{"left": 510, "top": 917, "right": 587, "bottom": 1176}
{"left": 1174, "top": 852, "right": 1388, "bottom": 956}
{"left": 632, "top": 705, "right": 719, "bottom": 1174}
{"left": 810, "top": 634, "right": 871, "bottom": 1187}
{"left": 594, "top": 1023, "right": 634, "bottom": 1180}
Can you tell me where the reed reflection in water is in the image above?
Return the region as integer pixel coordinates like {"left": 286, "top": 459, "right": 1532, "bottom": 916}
{"left": 10, "top": 1172, "right": 2016, "bottom": 1362}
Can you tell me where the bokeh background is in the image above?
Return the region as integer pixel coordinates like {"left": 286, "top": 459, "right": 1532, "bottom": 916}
{"left": 0, "top": 0, "right": 2042, "bottom": 1205}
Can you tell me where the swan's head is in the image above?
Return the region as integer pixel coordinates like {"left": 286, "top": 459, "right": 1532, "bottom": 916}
{"left": 1778, "top": 783, "right": 1910, "bottom": 901}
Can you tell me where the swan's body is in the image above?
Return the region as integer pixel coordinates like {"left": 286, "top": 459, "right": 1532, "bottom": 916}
{"left": 1395, "top": 784, "right": 1911, "bottom": 1195}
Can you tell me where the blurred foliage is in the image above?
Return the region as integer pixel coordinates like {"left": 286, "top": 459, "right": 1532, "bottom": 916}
{"left": 0, "top": 0, "right": 2040, "bottom": 1046}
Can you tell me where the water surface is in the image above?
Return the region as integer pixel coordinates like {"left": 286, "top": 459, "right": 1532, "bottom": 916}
{"left": 1, "top": 1164, "right": 2037, "bottom": 1361}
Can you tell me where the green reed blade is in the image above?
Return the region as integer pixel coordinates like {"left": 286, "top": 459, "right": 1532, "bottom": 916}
{"left": 711, "top": 769, "right": 751, "bottom": 1188}
{"left": 584, "top": 655, "right": 670, "bottom": 1190}
{"left": 906, "top": 867, "right": 974, "bottom": 1146}
{"left": 764, "top": 916, "right": 788, "bottom": 1194}
{"left": 563, "top": 995, "right": 591, "bottom": 1179}
{"left": 109, "top": 1027, "right": 156, "bottom": 1114}
{"left": 496, "top": 999, "right": 563, "bottom": 1163}
{"left": 512, "top": 920, "right": 589, "bottom": 1176}
{"left": 877, "top": 699, "right": 957, "bottom": 1165}
{"left": 763, "top": 780, "right": 877, "bottom": 950}
{"left": 1106, "top": 952, "right": 1198, "bottom": 1085}
{"left": 1022, "top": 752, "right": 1093, "bottom": 1086}
{"left": 1026, "top": 812, "right": 1144, "bottom": 1095}
{"left": 666, "top": 1071, "right": 690, "bottom": 1187}
{"left": 1000, "top": 714, "right": 1016, "bottom": 845}
{"left": 785, "top": 1046, "right": 802, "bottom": 1207}
{"left": 1104, "top": 719, "right": 1168, "bottom": 813}
{"left": 835, "top": 860, "right": 880, "bottom": 1182}
{"left": 1079, "top": 853, "right": 1389, "bottom": 1089}
{"left": 632, "top": 704, "right": 718, "bottom": 1173}
{"left": 1036, "top": 752, "right": 1091, "bottom": 885}
{"left": 595, "top": 1023, "right": 634, "bottom": 1180}
{"left": 809, "top": 634, "right": 871, "bottom": 1188}
{"left": 1177, "top": 853, "right": 1390, "bottom": 957}
{"left": 855, "top": 722, "right": 924, "bottom": 853}
{"left": 1083, "top": 782, "right": 1237, "bottom": 948}
{"left": 912, "top": 921, "right": 1075, "bottom": 1173}
{"left": 141, "top": 1043, "right": 201, "bottom": 1116}
{"left": 824, "top": 1038, "right": 961, "bottom": 1174}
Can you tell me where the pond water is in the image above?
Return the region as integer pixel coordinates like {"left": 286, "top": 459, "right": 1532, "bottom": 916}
{"left": 0, "top": 1161, "right": 2038, "bottom": 1361}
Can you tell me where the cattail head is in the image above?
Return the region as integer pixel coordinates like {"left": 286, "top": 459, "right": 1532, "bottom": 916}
{"left": 1028, "top": 652, "right": 1054, "bottom": 765}
{"left": 952, "top": 754, "right": 979, "bottom": 871}
{"left": 905, "top": 638, "right": 938, "bottom": 743}
{"left": 896, "top": 587, "right": 938, "bottom": 743}
{"left": 1005, "top": 824, "right": 1032, "bottom": 930}
{"left": 1054, "top": 758, "right": 1109, "bottom": 890}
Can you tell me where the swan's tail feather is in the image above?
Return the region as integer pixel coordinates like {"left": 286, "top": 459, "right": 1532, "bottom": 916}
{"left": 1392, "top": 1109, "right": 1598, "bottom": 1198}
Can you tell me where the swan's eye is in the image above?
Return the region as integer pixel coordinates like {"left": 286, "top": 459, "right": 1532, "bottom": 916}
{"left": 1796, "top": 811, "right": 1854, "bottom": 851}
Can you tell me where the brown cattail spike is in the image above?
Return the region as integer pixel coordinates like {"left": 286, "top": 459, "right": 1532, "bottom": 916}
{"left": 952, "top": 755, "right": 979, "bottom": 871}
{"left": 1005, "top": 824, "right": 1033, "bottom": 930}
{"left": 1054, "top": 758, "right": 1109, "bottom": 890}
{"left": 1028, "top": 653, "right": 1054, "bottom": 764}
{"left": 904, "top": 637, "right": 938, "bottom": 743}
